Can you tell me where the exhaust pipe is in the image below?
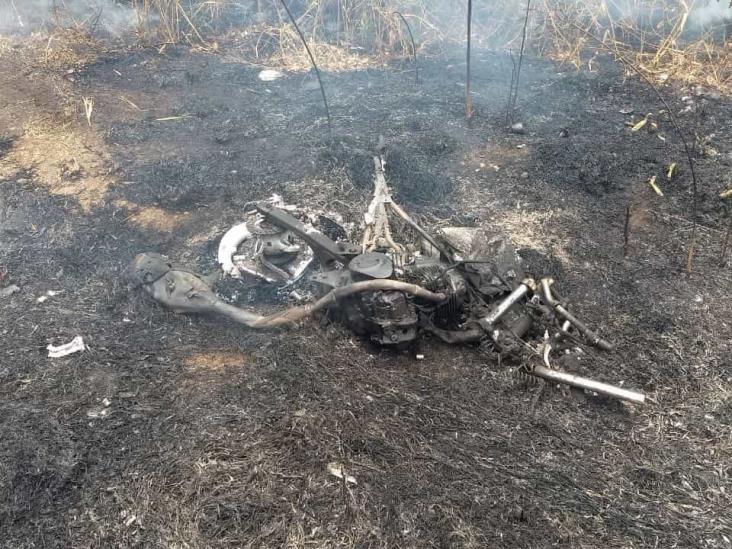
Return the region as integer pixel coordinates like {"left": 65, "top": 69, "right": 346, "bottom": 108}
{"left": 531, "top": 364, "right": 646, "bottom": 404}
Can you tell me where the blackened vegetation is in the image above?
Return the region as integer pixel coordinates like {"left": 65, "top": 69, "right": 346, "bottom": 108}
{"left": 320, "top": 135, "right": 455, "bottom": 206}
{"left": 0, "top": 38, "right": 731, "bottom": 549}
{"left": 113, "top": 159, "right": 240, "bottom": 212}
{"left": 387, "top": 144, "right": 454, "bottom": 205}
{"left": 320, "top": 138, "right": 376, "bottom": 189}
{"left": 535, "top": 136, "right": 661, "bottom": 196}
{"left": 0, "top": 135, "right": 15, "bottom": 159}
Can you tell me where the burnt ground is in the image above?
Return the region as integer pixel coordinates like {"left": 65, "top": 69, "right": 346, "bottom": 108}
{"left": 0, "top": 31, "right": 731, "bottom": 548}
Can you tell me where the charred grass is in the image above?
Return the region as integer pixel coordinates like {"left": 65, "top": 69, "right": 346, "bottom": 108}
{"left": 0, "top": 25, "right": 731, "bottom": 549}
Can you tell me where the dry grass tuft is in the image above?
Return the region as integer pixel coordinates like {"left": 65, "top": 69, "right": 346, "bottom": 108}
{"left": 113, "top": 199, "right": 191, "bottom": 232}
{"left": 536, "top": 0, "right": 732, "bottom": 93}
{"left": 184, "top": 350, "right": 250, "bottom": 373}
{"left": 0, "top": 119, "right": 114, "bottom": 211}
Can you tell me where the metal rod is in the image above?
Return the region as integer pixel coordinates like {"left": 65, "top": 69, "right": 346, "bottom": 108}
{"left": 465, "top": 0, "right": 473, "bottom": 119}
{"left": 505, "top": 50, "right": 517, "bottom": 126}
{"left": 508, "top": 0, "right": 531, "bottom": 122}
{"left": 480, "top": 279, "right": 534, "bottom": 327}
{"left": 540, "top": 278, "right": 614, "bottom": 351}
{"left": 278, "top": 0, "right": 332, "bottom": 136}
{"left": 531, "top": 364, "right": 646, "bottom": 404}
{"left": 394, "top": 11, "right": 419, "bottom": 85}
{"left": 389, "top": 201, "right": 452, "bottom": 260}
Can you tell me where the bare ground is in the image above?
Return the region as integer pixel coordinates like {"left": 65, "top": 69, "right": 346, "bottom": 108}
{"left": 0, "top": 32, "right": 731, "bottom": 548}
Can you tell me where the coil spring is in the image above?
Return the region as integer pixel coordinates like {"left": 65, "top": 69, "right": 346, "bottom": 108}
{"left": 510, "top": 367, "right": 543, "bottom": 388}
{"left": 478, "top": 335, "right": 496, "bottom": 357}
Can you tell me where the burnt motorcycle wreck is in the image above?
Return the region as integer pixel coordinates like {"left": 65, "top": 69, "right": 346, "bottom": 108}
{"left": 130, "top": 151, "right": 645, "bottom": 405}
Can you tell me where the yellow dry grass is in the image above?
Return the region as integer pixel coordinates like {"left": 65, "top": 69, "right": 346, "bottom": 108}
{"left": 113, "top": 199, "right": 191, "bottom": 232}
{"left": 495, "top": 206, "right": 572, "bottom": 264}
{"left": 537, "top": 0, "right": 732, "bottom": 94}
{"left": 0, "top": 118, "right": 114, "bottom": 211}
{"left": 183, "top": 350, "right": 250, "bottom": 373}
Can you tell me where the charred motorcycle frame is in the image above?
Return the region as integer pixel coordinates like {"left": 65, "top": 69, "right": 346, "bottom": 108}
{"left": 130, "top": 147, "right": 645, "bottom": 405}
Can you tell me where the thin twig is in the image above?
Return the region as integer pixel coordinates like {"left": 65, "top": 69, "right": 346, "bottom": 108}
{"left": 466, "top": 0, "right": 473, "bottom": 120}
{"left": 10, "top": 0, "right": 23, "bottom": 27}
{"left": 394, "top": 11, "right": 419, "bottom": 85}
{"left": 721, "top": 213, "right": 732, "bottom": 265}
{"left": 623, "top": 202, "right": 632, "bottom": 259}
{"left": 506, "top": 50, "right": 517, "bottom": 126}
{"left": 508, "top": 0, "right": 532, "bottom": 124}
{"left": 278, "top": 0, "right": 332, "bottom": 136}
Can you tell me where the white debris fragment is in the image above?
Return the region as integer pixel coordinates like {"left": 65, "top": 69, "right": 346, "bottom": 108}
{"left": 218, "top": 222, "right": 251, "bottom": 278}
{"left": 327, "top": 462, "right": 357, "bottom": 485}
{"left": 219, "top": 194, "right": 314, "bottom": 283}
{"left": 47, "top": 336, "right": 86, "bottom": 358}
{"left": 510, "top": 122, "right": 525, "bottom": 134}
{"left": 0, "top": 284, "right": 20, "bottom": 298}
{"left": 124, "top": 514, "right": 138, "bottom": 527}
{"left": 86, "top": 407, "right": 110, "bottom": 419}
{"left": 258, "top": 69, "right": 284, "bottom": 82}
{"left": 37, "top": 290, "right": 61, "bottom": 303}
{"left": 102, "top": 397, "right": 112, "bottom": 407}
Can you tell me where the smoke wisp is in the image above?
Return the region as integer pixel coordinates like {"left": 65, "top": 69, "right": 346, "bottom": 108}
{"left": 0, "top": 0, "right": 136, "bottom": 36}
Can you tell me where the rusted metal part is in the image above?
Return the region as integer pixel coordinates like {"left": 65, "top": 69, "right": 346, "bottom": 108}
{"left": 130, "top": 140, "right": 647, "bottom": 405}
{"left": 130, "top": 253, "right": 445, "bottom": 330}
{"left": 256, "top": 203, "right": 360, "bottom": 266}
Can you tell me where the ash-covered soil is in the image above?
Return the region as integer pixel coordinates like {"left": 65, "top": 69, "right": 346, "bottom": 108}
{"left": 0, "top": 33, "right": 730, "bottom": 548}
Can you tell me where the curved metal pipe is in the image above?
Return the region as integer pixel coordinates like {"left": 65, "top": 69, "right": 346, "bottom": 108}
{"left": 131, "top": 253, "right": 445, "bottom": 330}
{"left": 531, "top": 364, "right": 645, "bottom": 404}
{"left": 540, "top": 278, "right": 614, "bottom": 352}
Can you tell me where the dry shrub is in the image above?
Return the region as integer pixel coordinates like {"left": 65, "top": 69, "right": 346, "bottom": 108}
{"left": 18, "top": 1, "right": 729, "bottom": 89}
{"left": 535, "top": 0, "right": 732, "bottom": 92}
{"left": 130, "top": 0, "right": 447, "bottom": 66}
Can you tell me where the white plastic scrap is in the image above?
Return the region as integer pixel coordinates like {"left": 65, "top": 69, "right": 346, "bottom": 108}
{"left": 218, "top": 222, "right": 251, "bottom": 278}
{"left": 218, "top": 194, "right": 300, "bottom": 279}
{"left": 0, "top": 285, "right": 20, "bottom": 298}
{"left": 37, "top": 290, "right": 61, "bottom": 303}
{"left": 47, "top": 336, "right": 86, "bottom": 358}
{"left": 258, "top": 69, "right": 285, "bottom": 82}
